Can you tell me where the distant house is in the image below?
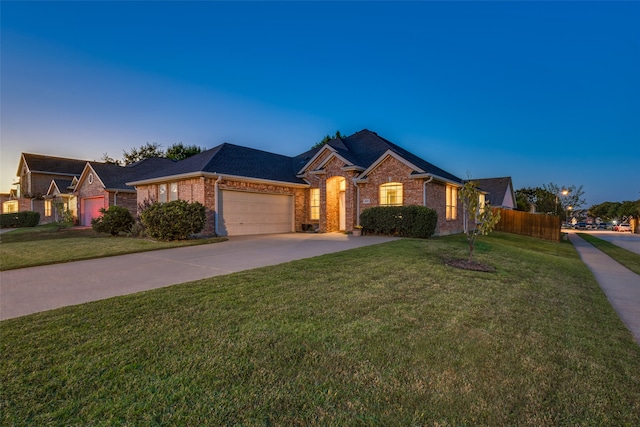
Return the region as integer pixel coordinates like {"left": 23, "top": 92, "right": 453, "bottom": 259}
{"left": 128, "top": 129, "right": 468, "bottom": 236}
{"left": 75, "top": 158, "right": 174, "bottom": 225}
{"left": 2, "top": 153, "right": 89, "bottom": 221}
{"left": 474, "top": 177, "right": 517, "bottom": 210}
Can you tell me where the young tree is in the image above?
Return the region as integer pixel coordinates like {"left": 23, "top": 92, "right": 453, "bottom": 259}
{"left": 459, "top": 181, "right": 501, "bottom": 262}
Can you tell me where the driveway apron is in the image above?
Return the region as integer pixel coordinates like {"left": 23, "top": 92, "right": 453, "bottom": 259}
{"left": 0, "top": 233, "right": 397, "bottom": 321}
{"left": 568, "top": 232, "right": 640, "bottom": 344}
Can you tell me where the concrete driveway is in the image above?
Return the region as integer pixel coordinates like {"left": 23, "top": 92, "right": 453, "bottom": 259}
{"left": 0, "top": 233, "right": 397, "bottom": 321}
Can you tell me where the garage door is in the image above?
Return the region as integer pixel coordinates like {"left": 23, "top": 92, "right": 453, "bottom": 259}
{"left": 219, "top": 191, "right": 293, "bottom": 236}
{"left": 82, "top": 197, "right": 104, "bottom": 226}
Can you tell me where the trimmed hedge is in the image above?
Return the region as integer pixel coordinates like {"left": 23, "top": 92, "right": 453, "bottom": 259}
{"left": 0, "top": 211, "right": 40, "bottom": 228}
{"left": 140, "top": 200, "right": 206, "bottom": 241}
{"left": 360, "top": 205, "right": 437, "bottom": 238}
{"left": 92, "top": 206, "right": 134, "bottom": 236}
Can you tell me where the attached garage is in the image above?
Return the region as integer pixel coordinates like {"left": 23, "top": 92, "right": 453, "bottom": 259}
{"left": 81, "top": 197, "right": 105, "bottom": 226}
{"left": 219, "top": 190, "right": 293, "bottom": 236}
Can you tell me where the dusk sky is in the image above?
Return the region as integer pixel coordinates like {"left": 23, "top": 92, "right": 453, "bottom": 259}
{"left": 1, "top": 1, "right": 638, "bottom": 208}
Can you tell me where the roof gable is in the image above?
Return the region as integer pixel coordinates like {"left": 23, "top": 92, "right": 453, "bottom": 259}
{"left": 296, "top": 129, "right": 463, "bottom": 184}
{"left": 474, "top": 177, "right": 515, "bottom": 207}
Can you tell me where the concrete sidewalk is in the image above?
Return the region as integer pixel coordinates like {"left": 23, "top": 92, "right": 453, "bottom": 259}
{"left": 568, "top": 232, "right": 640, "bottom": 344}
{"left": 0, "top": 233, "right": 397, "bottom": 321}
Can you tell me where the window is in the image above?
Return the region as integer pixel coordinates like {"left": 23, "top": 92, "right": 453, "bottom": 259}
{"left": 446, "top": 185, "right": 457, "bottom": 220}
{"left": 45, "top": 200, "right": 52, "bottom": 217}
{"left": 310, "top": 188, "right": 320, "bottom": 220}
{"left": 170, "top": 183, "right": 178, "bottom": 201}
{"left": 380, "top": 182, "right": 403, "bottom": 206}
{"left": 479, "top": 194, "right": 486, "bottom": 211}
{"left": 159, "top": 184, "right": 167, "bottom": 203}
{"left": 4, "top": 200, "right": 18, "bottom": 213}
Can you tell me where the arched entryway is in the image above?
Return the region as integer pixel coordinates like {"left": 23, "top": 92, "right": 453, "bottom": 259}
{"left": 326, "top": 176, "right": 346, "bottom": 232}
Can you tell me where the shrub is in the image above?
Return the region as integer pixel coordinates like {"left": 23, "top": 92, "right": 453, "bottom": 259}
{"left": 91, "top": 206, "right": 134, "bottom": 236}
{"left": 0, "top": 211, "right": 40, "bottom": 228}
{"left": 140, "top": 200, "right": 206, "bottom": 241}
{"left": 360, "top": 205, "right": 437, "bottom": 238}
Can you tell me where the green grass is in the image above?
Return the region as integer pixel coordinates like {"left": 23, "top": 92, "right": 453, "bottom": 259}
{"left": 577, "top": 232, "right": 640, "bottom": 275}
{"left": 0, "top": 224, "right": 227, "bottom": 271}
{"left": 2, "top": 232, "right": 639, "bottom": 425}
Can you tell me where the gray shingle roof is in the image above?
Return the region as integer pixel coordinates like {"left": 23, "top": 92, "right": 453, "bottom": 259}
{"left": 473, "top": 177, "right": 513, "bottom": 206}
{"left": 91, "top": 158, "right": 176, "bottom": 190}
{"left": 21, "top": 153, "right": 89, "bottom": 176}
{"left": 130, "top": 143, "right": 307, "bottom": 185}
{"left": 297, "top": 129, "right": 463, "bottom": 184}
{"left": 127, "top": 130, "right": 463, "bottom": 186}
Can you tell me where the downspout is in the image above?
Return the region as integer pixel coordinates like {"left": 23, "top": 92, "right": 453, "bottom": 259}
{"left": 351, "top": 178, "right": 360, "bottom": 226}
{"left": 214, "top": 174, "right": 222, "bottom": 236}
{"left": 423, "top": 175, "right": 434, "bottom": 206}
{"left": 114, "top": 190, "right": 118, "bottom": 206}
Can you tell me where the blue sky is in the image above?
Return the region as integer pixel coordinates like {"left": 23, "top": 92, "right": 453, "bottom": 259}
{"left": 1, "top": 1, "right": 638, "bottom": 207}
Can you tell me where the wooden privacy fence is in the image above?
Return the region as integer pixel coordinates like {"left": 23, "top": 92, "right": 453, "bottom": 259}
{"left": 492, "top": 208, "right": 561, "bottom": 242}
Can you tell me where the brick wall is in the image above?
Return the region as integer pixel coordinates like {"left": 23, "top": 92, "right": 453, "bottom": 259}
{"left": 135, "top": 177, "right": 304, "bottom": 236}
{"left": 108, "top": 192, "right": 137, "bottom": 216}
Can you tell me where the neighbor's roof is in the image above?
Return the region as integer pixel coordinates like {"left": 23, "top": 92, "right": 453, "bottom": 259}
{"left": 88, "top": 157, "right": 176, "bottom": 191}
{"left": 473, "top": 177, "right": 514, "bottom": 205}
{"left": 19, "top": 153, "right": 90, "bottom": 176}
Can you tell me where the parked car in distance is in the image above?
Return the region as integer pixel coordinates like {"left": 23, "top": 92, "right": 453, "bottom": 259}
{"left": 574, "top": 222, "right": 588, "bottom": 230}
{"left": 596, "top": 223, "right": 609, "bottom": 230}
{"left": 617, "top": 223, "right": 631, "bottom": 232}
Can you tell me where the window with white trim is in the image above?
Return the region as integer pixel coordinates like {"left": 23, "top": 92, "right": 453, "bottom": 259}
{"left": 159, "top": 184, "right": 167, "bottom": 203}
{"left": 380, "top": 182, "right": 403, "bottom": 206}
{"left": 45, "top": 200, "right": 52, "bottom": 217}
{"left": 310, "top": 188, "right": 320, "bottom": 220}
{"left": 446, "top": 185, "right": 457, "bottom": 220}
{"left": 170, "top": 182, "right": 178, "bottom": 201}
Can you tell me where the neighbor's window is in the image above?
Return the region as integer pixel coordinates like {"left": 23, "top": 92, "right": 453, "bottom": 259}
{"left": 170, "top": 182, "right": 178, "bottom": 201}
{"left": 479, "top": 193, "right": 486, "bottom": 211}
{"left": 4, "top": 200, "right": 18, "bottom": 213}
{"left": 310, "top": 188, "right": 320, "bottom": 220}
{"left": 159, "top": 184, "right": 167, "bottom": 203}
{"left": 45, "top": 199, "right": 52, "bottom": 217}
{"left": 380, "top": 182, "right": 403, "bottom": 206}
{"left": 446, "top": 185, "right": 457, "bottom": 220}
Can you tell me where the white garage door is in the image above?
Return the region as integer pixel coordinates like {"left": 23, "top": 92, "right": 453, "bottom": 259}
{"left": 220, "top": 191, "right": 293, "bottom": 236}
{"left": 82, "top": 197, "right": 104, "bottom": 226}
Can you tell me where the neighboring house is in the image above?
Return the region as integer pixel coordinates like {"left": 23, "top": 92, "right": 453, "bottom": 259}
{"left": 128, "top": 129, "right": 467, "bottom": 236}
{"left": 3, "top": 153, "right": 89, "bottom": 222}
{"left": 75, "top": 158, "right": 175, "bottom": 226}
{"left": 474, "top": 177, "right": 517, "bottom": 210}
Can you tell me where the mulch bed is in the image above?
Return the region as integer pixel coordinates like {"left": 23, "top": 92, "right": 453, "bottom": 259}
{"left": 444, "top": 258, "right": 496, "bottom": 272}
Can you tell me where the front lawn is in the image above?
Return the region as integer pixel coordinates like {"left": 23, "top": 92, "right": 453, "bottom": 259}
{"left": 0, "top": 224, "right": 226, "bottom": 271}
{"left": 2, "top": 233, "right": 639, "bottom": 425}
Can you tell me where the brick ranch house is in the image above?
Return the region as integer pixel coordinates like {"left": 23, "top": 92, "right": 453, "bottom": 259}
{"left": 128, "top": 129, "right": 469, "bottom": 236}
